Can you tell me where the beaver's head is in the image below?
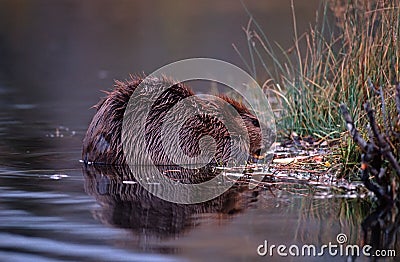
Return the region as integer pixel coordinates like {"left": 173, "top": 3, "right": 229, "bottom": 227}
{"left": 217, "top": 95, "right": 266, "bottom": 163}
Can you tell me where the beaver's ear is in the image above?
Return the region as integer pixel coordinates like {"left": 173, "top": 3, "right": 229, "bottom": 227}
{"left": 219, "top": 100, "right": 240, "bottom": 119}
{"left": 218, "top": 94, "right": 250, "bottom": 114}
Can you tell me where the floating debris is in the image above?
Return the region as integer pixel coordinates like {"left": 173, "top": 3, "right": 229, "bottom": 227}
{"left": 46, "top": 126, "right": 77, "bottom": 138}
{"left": 122, "top": 181, "right": 137, "bottom": 185}
{"left": 50, "top": 174, "right": 69, "bottom": 180}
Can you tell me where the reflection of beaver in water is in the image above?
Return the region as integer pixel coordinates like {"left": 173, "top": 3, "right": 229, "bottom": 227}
{"left": 83, "top": 164, "right": 257, "bottom": 238}
{"left": 82, "top": 76, "right": 265, "bottom": 165}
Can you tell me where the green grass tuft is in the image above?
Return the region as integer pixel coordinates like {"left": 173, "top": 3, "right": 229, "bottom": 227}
{"left": 239, "top": 0, "right": 400, "bottom": 176}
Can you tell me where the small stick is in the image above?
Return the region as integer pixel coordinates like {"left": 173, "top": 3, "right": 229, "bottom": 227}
{"left": 364, "top": 103, "right": 400, "bottom": 177}
{"left": 340, "top": 103, "right": 392, "bottom": 203}
{"left": 395, "top": 83, "right": 400, "bottom": 124}
{"left": 339, "top": 104, "right": 368, "bottom": 151}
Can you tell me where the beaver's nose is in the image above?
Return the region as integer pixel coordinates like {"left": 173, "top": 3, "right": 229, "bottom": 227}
{"left": 248, "top": 147, "right": 267, "bottom": 163}
{"left": 254, "top": 149, "right": 262, "bottom": 156}
{"left": 254, "top": 146, "right": 266, "bottom": 157}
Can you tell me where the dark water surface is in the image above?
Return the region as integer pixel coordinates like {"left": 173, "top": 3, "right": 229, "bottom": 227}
{"left": 0, "top": 1, "right": 398, "bottom": 261}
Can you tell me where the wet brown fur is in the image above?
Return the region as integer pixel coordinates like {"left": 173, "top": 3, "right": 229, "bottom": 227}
{"left": 82, "top": 76, "right": 263, "bottom": 165}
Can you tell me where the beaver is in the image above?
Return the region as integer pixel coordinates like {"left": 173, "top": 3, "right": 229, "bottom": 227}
{"left": 82, "top": 76, "right": 265, "bottom": 166}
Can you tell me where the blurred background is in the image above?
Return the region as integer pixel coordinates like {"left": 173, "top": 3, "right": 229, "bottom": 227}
{"left": 0, "top": 0, "right": 319, "bottom": 141}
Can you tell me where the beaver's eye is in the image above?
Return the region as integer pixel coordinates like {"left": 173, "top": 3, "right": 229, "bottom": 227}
{"left": 251, "top": 119, "right": 260, "bottom": 127}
